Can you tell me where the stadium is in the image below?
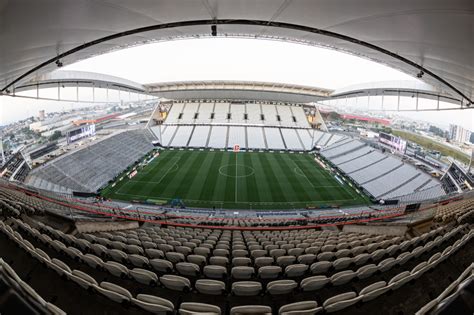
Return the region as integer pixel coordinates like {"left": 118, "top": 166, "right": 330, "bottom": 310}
{"left": 0, "top": 1, "right": 473, "bottom": 315}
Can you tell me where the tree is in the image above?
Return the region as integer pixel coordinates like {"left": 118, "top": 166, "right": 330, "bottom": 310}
{"left": 429, "top": 125, "right": 446, "bottom": 138}
{"left": 49, "top": 130, "right": 62, "bottom": 141}
{"left": 328, "top": 111, "right": 341, "bottom": 121}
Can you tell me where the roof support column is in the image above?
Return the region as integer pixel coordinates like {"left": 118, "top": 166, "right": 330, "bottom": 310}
{"left": 416, "top": 92, "right": 419, "bottom": 111}
{"left": 397, "top": 91, "right": 400, "bottom": 111}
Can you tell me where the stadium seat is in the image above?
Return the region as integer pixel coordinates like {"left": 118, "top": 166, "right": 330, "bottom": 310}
{"left": 330, "top": 270, "right": 356, "bottom": 286}
{"left": 103, "top": 261, "right": 129, "bottom": 278}
{"left": 231, "top": 266, "right": 254, "bottom": 280}
{"left": 310, "top": 261, "right": 332, "bottom": 275}
{"left": 132, "top": 294, "right": 174, "bottom": 313}
{"left": 285, "top": 264, "right": 308, "bottom": 278}
{"left": 82, "top": 254, "right": 104, "bottom": 269}
{"left": 176, "top": 262, "right": 200, "bottom": 277}
{"left": 359, "top": 281, "right": 390, "bottom": 302}
{"left": 160, "top": 275, "right": 191, "bottom": 292}
{"left": 203, "top": 265, "right": 227, "bottom": 279}
{"left": 279, "top": 300, "right": 322, "bottom": 315}
{"left": 96, "top": 282, "right": 132, "bottom": 304}
{"left": 323, "top": 292, "right": 361, "bottom": 313}
{"left": 180, "top": 302, "right": 221, "bottom": 315}
{"left": 128, "top": 254, "right": 149, "bottom": 268}
{"left": 69, "top": 269, "right": 98, "bottom": 290}
{"left": 195, "top": 279, "right": 226, "bottom": 295}
{"left": 129, "top": 268, "right": 158, "bottom": 286}
{"left": 257, "top": 265, "right": 281, "bottom": 279}
{"left": 267, "top": 280, "right": 297, "bottom": 295}
{"left": 232, "top": 281, "right": 262, "bottom": 296}
{"left": 230, "top": 305, "right": 272, "bottom": 315}
{"left": 150, "top": 259, "right": 173, "bottom": 273}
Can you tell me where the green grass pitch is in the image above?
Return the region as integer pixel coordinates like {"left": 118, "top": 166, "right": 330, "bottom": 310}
{"left": 101, "top": 150, "right": 370, "bottom": 209}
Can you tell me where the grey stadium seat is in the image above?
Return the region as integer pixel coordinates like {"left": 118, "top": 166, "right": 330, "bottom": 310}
{"left": 150, "top": 258, "right": 173, "bottom": 273}
{"left": 231, "top": 266, "right": 255, "bottom": 280}
{"left": 267, "top": 280, "right": 297, "bottom": 295}
{"left": 103, "top": 261, "right": 129, "bottom": 278}
{"left": 195, "top": 279, "right": 226, "bottom": 295}
{"left": 285, "top": 264, "right": 308, "bottom": 278}
{"left": 359, "top": 281, "right": 390, "bottom": 302}
{"left": 69, "top": 269, "right": 98, "bottom": 290}
{"left": 129, "top": 268, "right": 158, "bottom": 286}
{"left": 258, "top": 266, "right": 282, "bottom": 279}
{"left": 330, "top": 270, "right": 356, "bottom": 286}
{"left": 279, "top": 300, "right": 323, "bottom": 315}
{"left": 300, "top": 275, "right": 330, "bottom": 292}
{"left": 204, "top": 265, "right": 227, "bottom": 279}
{"left": 96, "top": 282, "right": 132, "bottom": 304}
{"left": 232, "top": 281, "right": 262, "bottom": 296}
{"left": 132, "top": 294, "right": 174, "bottom": 314}
{"left": 180, "top": 302, "right": 221, "bottom": 315}
{"left": 160, "top": 275, "right": 191, "bottom": 292}
{"left": 310, "top": 261, "right": 332, "bottom": 275}
{"left": 323, "top": 292, "right": 361, "bottom": 313}
{"left": 176, "top": 262, "right": 201, "bottom": 277}
{"left": 230, "top": 305, "right": 272, "bottom": 315}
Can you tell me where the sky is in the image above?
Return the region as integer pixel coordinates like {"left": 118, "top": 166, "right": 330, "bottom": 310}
{"left": 61, "top": 38, "right": 417, "bottom": 88}
{"left": 1, "top": 38, "right": 472, "bottom": 130}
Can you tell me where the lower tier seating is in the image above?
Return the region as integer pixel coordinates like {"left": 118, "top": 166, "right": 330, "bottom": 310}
{"left": 0, "top": 216, "right": 472, "bottom": 314}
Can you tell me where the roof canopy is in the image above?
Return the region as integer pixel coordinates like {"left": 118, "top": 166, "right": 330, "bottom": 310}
{"left": 1, "top": 0, "right": 472, "bottom": 105}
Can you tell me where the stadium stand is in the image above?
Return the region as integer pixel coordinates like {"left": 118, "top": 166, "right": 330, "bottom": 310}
{"left": 246, "top": 127, "right": 267, "bottom": 149}
{"left": 434, "top": 199, "right": 474, "bottom": 223}
{"left": 228, "top": 126, "right": 247, "bottom": 149}
{"left": 0, "top": 152, "right": 31, "bottom": 183}
{"left": 418, "top": 263, "right": 474, "bottom": 315}
{"left": 441, "top": 162, "right": 474, "bottom": 194}
{"left": 155, "top": 100, "right": 346, "bottom": 151}
{"left": 207, "top": 126, "right": 228, "bottom": 148}
{"left": 320, "top": 140, "right": 446, "bottom": 200}
{"left": 188, "top": 126, "right": 211, "bottom": 147}
{"left": 26, "top": 130, "right": 156, "bottom": 193}
{"left": 0, "top": 196, "right": 472, "bottom": 315}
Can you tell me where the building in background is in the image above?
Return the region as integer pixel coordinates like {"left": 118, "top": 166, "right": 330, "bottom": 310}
{"left": 449, "top": 124, "right": 472, "bottom": 144}
{"left": 38, "top": 110, "right": 45, "bottom": 121}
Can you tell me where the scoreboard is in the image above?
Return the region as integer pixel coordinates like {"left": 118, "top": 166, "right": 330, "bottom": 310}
{"left": 379, "top": 132, "right": 407, "bottom": 154}
{"left": 67, "top": 124, "right": 96, "bottom": 144}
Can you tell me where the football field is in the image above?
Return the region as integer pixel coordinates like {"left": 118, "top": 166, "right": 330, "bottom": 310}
{"left": 101, "top": 150, "right": 369, "bottom": 209}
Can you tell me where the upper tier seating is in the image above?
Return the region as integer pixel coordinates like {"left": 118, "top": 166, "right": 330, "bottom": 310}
{"left": 164, "top": 101, "right": 311, "bottom": 128}
{"left": 160, "top": 101, "right": 310, "bottom": 128}
{"left": 26, "top": 130, "right": 156, "bottom": 193}
{"left": 152, "top": 101, "right": 349, "bottom": 151}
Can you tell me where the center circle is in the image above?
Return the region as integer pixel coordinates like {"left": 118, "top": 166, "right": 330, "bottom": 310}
{"left": 219, "top": 164, "right": 255, "bottom": 178}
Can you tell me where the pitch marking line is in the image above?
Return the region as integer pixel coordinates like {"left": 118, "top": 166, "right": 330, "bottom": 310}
{"left": 130, "top": 164, "right": 179, "bottom": 184}
{"left": 294, "top": 155, "right": 359, "bottom": 201}
{"left": 218, "top": 165, "right": 255, "bottom": 178}
{"left": 117, "top": 157, "right": 180, "bottom": 194}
